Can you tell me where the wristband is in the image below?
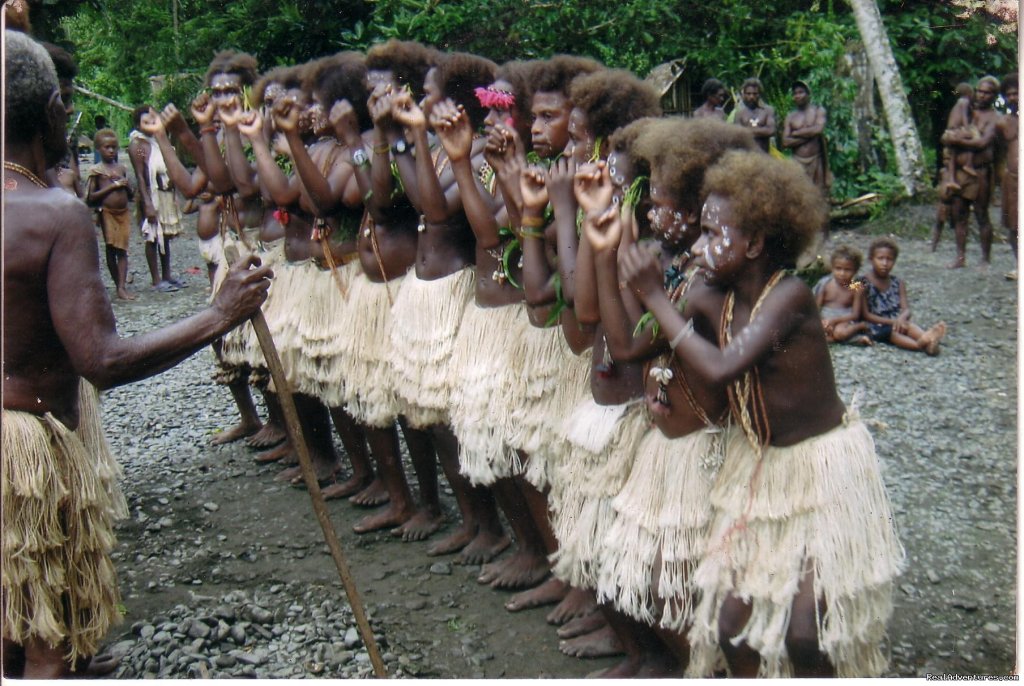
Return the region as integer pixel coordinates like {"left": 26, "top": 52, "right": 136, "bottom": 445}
{"left": 669, "top": 320, "right": 694, "bottom": 349}
{"left": 520, "top": 227, "right": 545, "bottom": 239}
{"left": 372, "top": 142, "right": 391, "bottom": 155}
{"left": 521, "top": 215, "right": 545, "bottom": 229}
{"left": 200, "top": 126, "right": 218, "bottom": 135}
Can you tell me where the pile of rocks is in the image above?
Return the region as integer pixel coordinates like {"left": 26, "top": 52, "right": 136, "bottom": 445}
{"left": 109, "top": 587, "right": 415, "bottom": 679}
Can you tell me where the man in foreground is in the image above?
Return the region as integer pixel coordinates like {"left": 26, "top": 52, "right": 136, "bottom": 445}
{"left": 2, "top": 29, "right": 272, "bottom": 678}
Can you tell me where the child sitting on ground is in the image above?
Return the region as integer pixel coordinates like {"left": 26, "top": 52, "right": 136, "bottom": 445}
{"left": 814, "top": 244, "right": 871, "bottom": 345}
{"left": 859, "top": 237, "right": 946, "bottom": 355}
{"left": 620, "top": 150, "right": 905, "bottom": 677}
{"left": 86, "top": 129, "right": 136, "bottom": 300}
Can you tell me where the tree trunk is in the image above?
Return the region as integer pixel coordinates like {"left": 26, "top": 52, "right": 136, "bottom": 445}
{"left": 846, "top": 0, "right": 929, "bottom": 196}
{"left": 843, "top": 40, "right": 884, "bottom": 175}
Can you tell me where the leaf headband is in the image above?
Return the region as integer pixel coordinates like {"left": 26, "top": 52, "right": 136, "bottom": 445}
{"left": 475, "top": 86, "right": 516, "bottom": 110}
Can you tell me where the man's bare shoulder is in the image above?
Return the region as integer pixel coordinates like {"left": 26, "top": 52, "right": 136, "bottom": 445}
{"left": 6, "top": 188, "right": 94, "bottom": 238}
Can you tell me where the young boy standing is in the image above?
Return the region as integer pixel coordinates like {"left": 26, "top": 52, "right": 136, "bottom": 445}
{"left": 86, "top": 129, "right": 135, "bottom": 301}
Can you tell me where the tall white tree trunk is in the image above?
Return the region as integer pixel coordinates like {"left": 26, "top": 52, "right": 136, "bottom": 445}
{"left": 847, "top": 0, "right": 929, "bottom": 196}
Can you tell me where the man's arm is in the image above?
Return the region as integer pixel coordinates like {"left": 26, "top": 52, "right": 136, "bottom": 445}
{"left": 48, "top": 201, "right": 271, "bottom": 390}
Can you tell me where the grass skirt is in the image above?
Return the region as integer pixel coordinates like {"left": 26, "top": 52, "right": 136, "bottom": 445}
{"left": 340, "top": 273, "right": 405, "bottom": 428}
{"left": 686, "top": 416, "right": 905, "bottom": 677}
{"left": 450, "top": 301, "right": 525, "bottom": 486}
{"left": 292, "top": 261, "right": 360, "bottom": 407}
{"left": 503, "top": 314, "right": 565, "bottom": 457}
{"left": 389, "top": 268, "right": 475, "bottom": 428}
{"left": 219, "top": 237, "right": 285, "bottom": 373}
{"left": 521, "top": 339, "right": 592, "bottom": 491}
{"left": 2, "top": 393, "right": 125, "bottom": 663}
{"left": 548, "top": 398, "right": 648, "bottom": 590}
{"left": 595, "top": 425, "right": 722, "bottom": 628}
{"left": 253, "top": 259, "right": 324, "bottom": 393}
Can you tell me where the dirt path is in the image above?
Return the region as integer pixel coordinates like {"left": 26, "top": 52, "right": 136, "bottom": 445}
{"left": 95, "top": 199, "right": 1016, "bottom": 678}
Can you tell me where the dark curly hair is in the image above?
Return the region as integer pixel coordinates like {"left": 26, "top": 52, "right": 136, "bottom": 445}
{"left": 307, "top": 52, "right": 372, "bottom": 131}
{"left": 204, "top": 50, "right": 259, "bottom": 88}
{"left": 568, "top": 68, "right": 661, "bottom": 141}
{"left": 701, "top": 77, "right": 724, "bottom": 100}
{"left": 41, "top": 41, "right": 77, "bottom": 81}
{"left": 365, "top": 39, "right": 440, "bottom": 101}
{"left": 434, "top": 51, "right": 497, "bottom": 129}
{"left": 607, "top": 117, "right": 659, "bottom": 180}
{"left": 530, "top": 54, "right": 603, "bottom": 97}
{"left": 647, "top": 118, "right": 757, "bottom": 213}
{"left": 254, "top": 65, "right": 297, "bottom": 107}
{"left": 703, "top": 150, "right": 828, "bottom": 269}
{"left": 868, "top": 236, "right": 900, "bottom": 260}
{"left": 1002, "top": 72, "right": 1019, "bottom": 94}
{"left": 830, "top": 244, "right": 863, "bottom": 272}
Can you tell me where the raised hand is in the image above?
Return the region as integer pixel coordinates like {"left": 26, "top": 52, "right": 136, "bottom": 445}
{"left": 584, "top": 205, "right": 624, "bottom": 253}
{"left": 574, "top": 161, "right": 613, "bottom": 214}
{"left": 390, "top": 88, "right": 426, "bottom": 130}
{"left": 218, "top": 94, "right": 245, "bottom": 128}
{"left": 547, "top": 156, "right": 577, "bottom": 207}
{"left": 368, "top": 83, "right": 394, "bottom": 128}
{"left": 191, "top": 92, "right": 215, "bottom": 126}
{"left": 160, "top": 104, "right": 187, "bottom": 137}
{"left": 271, "top": 97, "right": 302, "bottom": 134}
{"left": 431, "top": 99, "right": 473, "bottom": 163}
{"left": 620, "top": 242, "right": 665, "bottom": 301}
{"left": 139, "top": 108, "right": 165, "bottom": 137}
{"left": 237, "top": 110, "right": 265, "bottom": 140}
{"left": 520, "top": 166, "right": 549, "bottom": 214}
{"left": 329, "top": 99, "right": 361, "bottom": 143}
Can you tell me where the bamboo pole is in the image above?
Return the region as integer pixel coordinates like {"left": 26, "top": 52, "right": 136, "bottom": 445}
{"left": 223, "top": 245, "right": 388, "bottom": 678}
{"left": 73, "top": 85, "right": 134, "bottom": 112}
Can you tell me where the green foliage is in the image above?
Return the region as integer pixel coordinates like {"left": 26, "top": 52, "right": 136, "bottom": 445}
{"left": 52, "top": 0, "right": 1017, "bottom": 203}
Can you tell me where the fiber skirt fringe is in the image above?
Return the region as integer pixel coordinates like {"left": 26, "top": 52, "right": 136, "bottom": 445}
{"left": 340, "top": 273, "right": 405, "bottom": 428}
{"left": 255, "top": 259, "right": 325, "bottom": 392}
{"left": 292, "top": 261, "right": 360, "bottom": 406}
{"left": 548, "top": 399, "right": 647, "bottom": 590}
{"left": 503, "top": 312, "right": 565, "bottom": 456}
{"left": 389, "top": 268, "right": 475, "bottom": 428}
{"left": 686, "top": 418, "right": 905, "bottom": 678}
{"left": 2, "top": 407, "right": 123, "bottom": 663}
{"left": 219, "top": 237, "right": 284, "bottom": 372}
{"left": 522, "top": 340, "right": 592, "bottom": 491}
{"left": 450, "top": 302, "right": 525, "bottom": 486}
{"left": 596, "top": 426, "right": 721, "bottom": 629}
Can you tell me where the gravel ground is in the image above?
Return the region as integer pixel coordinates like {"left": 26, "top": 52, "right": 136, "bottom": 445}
{"left": 90, "top": 198, "right": 1016, "bottom": 678}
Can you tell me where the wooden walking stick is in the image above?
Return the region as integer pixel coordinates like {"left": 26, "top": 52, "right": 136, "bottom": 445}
{"left": 223, "top": 245, "right": 387, "bottom": 678}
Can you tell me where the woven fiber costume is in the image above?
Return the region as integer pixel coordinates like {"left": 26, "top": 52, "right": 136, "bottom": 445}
{"left": 2, "top": 381, "right": 127, "bottom": 664}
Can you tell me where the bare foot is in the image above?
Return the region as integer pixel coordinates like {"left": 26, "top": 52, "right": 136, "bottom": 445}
{"left": 211, "top": 421, "right": 262, "bottom": 445}
{"left": 349, "top": 478, "right": 390, "bottom": 507}
{"left": 477, "top": 556, "right": 513, "bottom": 585}
{"left": 320, "top": 473, "right": 372, "bottom": 500}
{"left": 851, "top": 334, "right": 874, "bottom": 347}
{"left": 559, "top": 624, "right": 624, "bottom": 658}
{"left": 947, "top": 258, "right": 966, "bottom": 269}
{"left": 924, "top": 321, "right": 947, "bottom": 356}
{"left": 426, "top": 523, "right": 477, "bottom": 557}
{"left": 557, "top": 609, "right": 605, "bottom": 639}
{"left": 487, "top": 551, "right": 550, "bottom": 590}
{"left": 391, "top": 509, "right": 445, "bottom": 541}
{"left": 274, "top": 465, "right": 302, "bottom": 482}
{"left": 289, "top": 460, "right": 339, "bottom": 488}
{"left": 455, "top": 530, "right": 510, "bottom": 565}
{"left": 116, "top": 288, "right": 137, "bottom": 301}
{"left": 255, "top": 441, "right": 292, "bottom": 464}
{"left": 353, "top": 504, "right": 413, "bottom": 534}
{"left": 505, "top": 576, "right": 568, "bottom": 612}
{"left": 547, "top": 586, "right": 597, "bottom": 625}
{"left": 245, "top": 423, "right": 286, "bottom": 449}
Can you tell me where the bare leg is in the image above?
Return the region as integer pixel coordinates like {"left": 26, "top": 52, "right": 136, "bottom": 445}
{"left": 160, "top": 236, "right": 174, "bottom": 282}
{"left": 282, "top": 393, "right": 340, "bottom": 483}
{"left": 319, "top": 407, "right": 374, "bottom": 499}
{"left": 718, "top": 594, "right": 760, "bottom": 677}
{"left": 976, "top": 172, "right": 994, "bottom": 265}
{"left": 390, "top": 419, "right": 443, "bottom": 538}
{"left": 353, "top": 424, "right": 416, "bottom": 534}
{"left": 115, "top": 249, "right": 136, "bottom": 300}
{"left": 210, "top": 339, "right": 263, "bottom": 445}
{"left": 144, "top": 240, "right": 161, "bottom": 286}
{"left": 104, "top": 244, "right": 118, "bottom": 286}
{"left": 949, "top": 198, "right": 969, "bottom": 268}
{"left": 21, "top": 637, "right": 70, "bottom": 679}
{"left": 3, "top": 637, "right": 25, "bottom": 678}
{"left": 392, "top": 424, "right": 460, "bottom": 541}
{"left": 246, "top": 389, "right": 287, "bottom": 449}
{"left": 478, "top": 475, "right": 550, "bottom": 590}
{"left": 786, "top": 567, "right": 834, "bottom": 677}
